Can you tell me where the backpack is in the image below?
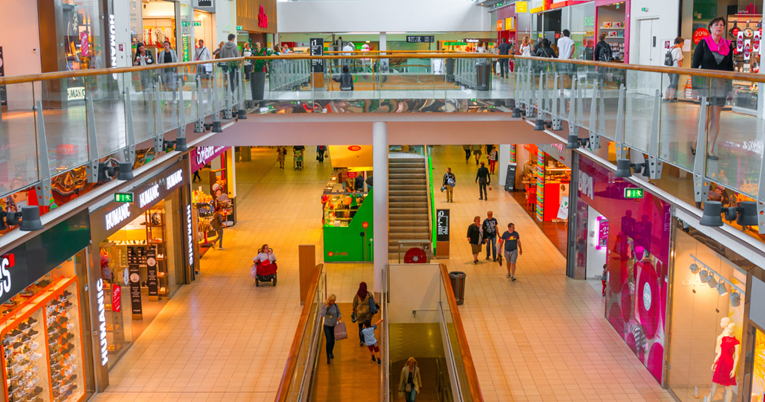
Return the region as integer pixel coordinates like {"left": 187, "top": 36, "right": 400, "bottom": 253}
{"left": 664, "top": 49, "right": 674, "bottom": 66}
{"left": 598, "top": 44, "right": 612, "bottom": 62}
{"left": 447, "top": 177, "right": 456, "bottom": 187}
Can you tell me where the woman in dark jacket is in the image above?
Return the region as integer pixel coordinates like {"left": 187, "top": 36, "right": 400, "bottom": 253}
{"left": 467, "top": 216, "right": 483, "bottom": 264}
{"left": 535, "top": 39, "right": 557, "bottom": 58}
{"left": 691, "top": 17, "right": 735, "bottom": 160}
{"left": 133, "top": 43, "right": 155, "bottom": 96}
{"left": 332, "top": 65, "right": 354, "bottom": 91}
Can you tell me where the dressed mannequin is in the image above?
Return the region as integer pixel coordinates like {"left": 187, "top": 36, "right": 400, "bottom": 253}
{"left": 705, "top": 319, "right": 740, "bottom": 402}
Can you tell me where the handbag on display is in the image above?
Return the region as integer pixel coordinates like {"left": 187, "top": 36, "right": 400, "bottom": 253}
{"left": 334, "top": 322, "right": 348, "bottom": 340}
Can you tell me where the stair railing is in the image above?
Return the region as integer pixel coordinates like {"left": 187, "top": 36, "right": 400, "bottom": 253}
{"left": 425, "top": 145, "right": 436, "bottom": 255}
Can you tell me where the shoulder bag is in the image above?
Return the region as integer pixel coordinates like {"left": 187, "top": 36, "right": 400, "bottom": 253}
{"left": 368, "top": 295, "right": 379, "bottom": 315}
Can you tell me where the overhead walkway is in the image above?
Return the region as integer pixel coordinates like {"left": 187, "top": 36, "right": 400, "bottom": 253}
{"left": 275, "top": 263, "right": 482, "bottom": 402}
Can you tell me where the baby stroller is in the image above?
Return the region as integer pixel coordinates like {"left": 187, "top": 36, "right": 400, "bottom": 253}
{"left": 251, "top": 248, "right": 278, "bottom": 287}
{"left": 293, "top": 148, "right": 304, "bottom": 170}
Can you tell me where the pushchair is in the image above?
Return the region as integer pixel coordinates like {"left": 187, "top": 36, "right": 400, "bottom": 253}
{"left": 250, "top": 248, "right": 278, "bottom": 287}
{"left": 293, "top": 149, "right": 304, "bottom": 170}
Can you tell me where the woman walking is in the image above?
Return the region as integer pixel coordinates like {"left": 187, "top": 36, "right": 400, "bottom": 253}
{"left": 352, "top": 282, "right": 376, "bottom": 346}
{"left": 691, "top": 17, "right": 734, "bottom": 160}
{"left": 467, "top": 216, "right": 483, "bottom": 264}
{"left": 320, "top": 294, "right": 342, "bottom": 364}
{"left": 398, "top": 357, "right": 422, "bottom": 402}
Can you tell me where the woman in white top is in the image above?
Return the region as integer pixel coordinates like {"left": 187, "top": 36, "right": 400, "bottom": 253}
{"left": 475, "top": 42, "right": 487, "bottom": 53}
{"left": 520, "top": 37, "right": 532, "bottom": 57}
{"left": 254, "top": 244, "right": 277, "bottom": 264}
{"left": 664, "top": 37, "right": 685, "bottom": 102}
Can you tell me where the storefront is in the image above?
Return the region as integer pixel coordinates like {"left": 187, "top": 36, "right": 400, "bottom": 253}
{"left": 190, "top": 146, "right": 236, "bottom": 255}
{"left": 526, "top": 1, "right": 596, "bottom": 59}
{"left": 575, "top": 155, "right": 671, "bottom": 383}
{"left": 515, "top": 144, "right": 572, "bottom": 222}
{"left": 88, "top": 159, "right": 194, "bottom": 369}
{"left": 595, "top": 0, "right": 630, "bottom": 62}
{"left": 130, "top": 0, "right": 194, "bottom": 61}
{"left": 322, "top": 167, "right": 373, "bottom": 263}
{"left": 193, "top": 0, "right": 216, "bottom": 53}
{"left": 0, "top": 209, "right": 96, "bottom": 400}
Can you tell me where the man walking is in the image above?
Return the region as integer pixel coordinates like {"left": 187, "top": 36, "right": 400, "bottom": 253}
{"left": 498, "top": 38, "right": 512, "bottom": 78}
{"left": 475, "top": 162, "right": 490, "bottom": 201}
{"left": 482, "top": 212, "right": 498, "bottom": 261}
{"left": 220, "top": 33, "right": 241, "bottom": 93}
{"left": 499, "top": 223, "right": 522, "bottom": 280}
{"left": 443, "top": 168, "right": 456, "bottom": 202}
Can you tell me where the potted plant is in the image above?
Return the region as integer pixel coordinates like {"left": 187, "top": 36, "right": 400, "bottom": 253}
{"left": 250, "top": 47, "right": 271, "bottom": 103}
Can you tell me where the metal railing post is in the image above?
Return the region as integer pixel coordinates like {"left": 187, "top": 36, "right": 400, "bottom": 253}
{"left": 647, "top": 89, "right": 663, "bottom": 180}
{"left": 85, "top": 94, "right": 100, "bottom": 183}
{"left": 693, "top": 97, "right": 710, "bottom": 203}
{"left": 211, "top": 68, "right": 223, "bottom": 132}
{"left": 194, "top": 75, "right": 205, "bottom": 133}
{"left": 33, "top": 101, "right": 51, "bottom": 206}
{"left": 123, "top": 86, "right": 137, "bottom": 164}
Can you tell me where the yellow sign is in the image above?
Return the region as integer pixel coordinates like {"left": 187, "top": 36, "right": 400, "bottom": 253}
{"left": 529, "top": 5, "right": 544, "bottom": 13}
{"left": 496, "top": 20, "right": 504, "bottom": 31}
{"left": 505, "top": 17, "right": 516, "bottom": 31}
{"left": 516, "top": 1, "right": 528, "bottom": 13}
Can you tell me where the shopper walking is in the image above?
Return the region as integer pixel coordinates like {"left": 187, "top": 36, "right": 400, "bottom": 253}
{"left": 211, "top": 207, "right": 225, "bottom": 250}
{"left": 482, "top": 212, "right": 499, "bottom": 262}
{"left": 475, "top": 162, "right": 490, "bottom": 201}
{"left": 594, "top": 33, "right": 612, "bottom": 62}
{"left": 691, "top": 18, "right": 733, "bottom": 160}
{"left": 557, "top": 29, "right": 575, "bottom": 60}
{"left": 498, "top": 38, "right": 512, "bottom": 78}
{"left": 352, "top": 282, "right": 376, "bottom": 346}
{"left": 332, "top": 65, "right": 355, "bottom": 91}
{"left": 157, "top": 41, "right": 179, "bottom": 103}
{"left": 664, "top": 37, "right": 685, "bottom": 102}
{"left": 520, "top": 37, "right": 532, "bottom": 57}
{"left": 277, "top": 146, "right": 287, "bottom": 169}
{"left": 320, "top": 294, "right": 342, "bottom": 364}
{"left": 535, "top": 38, "right": 557, "bottom": 58}
{"left": 398, "top": 357, "right": 422, "bottom": 402}
{"left": 488, "top": 147, "right": 498, "bottom": 175}
{"left": 467, "top": 216, "right": 483, "bottom": 264}
{"left": 195, "top": 39, "right": 212, "bottom": 78}
{"left": 499, "top": 223, "right": 523, "bottom": 280}
{"left": 361, "top": 318, "right": 384, "bottom": 365}
{"left": 316, "top": 146, "right": 326, "bottom": 163}
{"left": 463, "top": 145, "right": 472, "bottom": 163}
{"left": 243, "top": 42, "right": 253, "bottom": 81}
{"left": 471, "top": 144, "right": 482, "bottom": 165}
{"left": 213, "top": 41, "right": 224, "bottom": 59}
{"left": 133, "top": 43, "right": 155, "bottom": 100}
{"left": 442, "top": 168, "right": 456, "bottom": 203}
{"left": 220, "top": 34, "right": 241, "bottom": 93}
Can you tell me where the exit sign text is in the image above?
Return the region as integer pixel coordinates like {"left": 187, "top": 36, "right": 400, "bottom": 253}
{"left": 114, "top": 192, "right": 134, "bottom": 203}
{"left": 624, "top": 188, "right": 644, "bottom": 199}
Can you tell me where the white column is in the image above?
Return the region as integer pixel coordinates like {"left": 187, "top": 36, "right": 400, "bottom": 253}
{"left": 379, "top": 32, "right": 389, "bottom": 72}
{"left": 498, "top": 144, "right": 512, "bottom": 185}
{"left": 373, "top": 122, "right": 388, "bottom": 294}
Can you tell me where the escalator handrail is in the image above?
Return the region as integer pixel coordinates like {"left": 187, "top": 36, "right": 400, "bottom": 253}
{"left": 438, "top": 264, "right": 484, "bottom": 402}
{"left": 275, "top": 264, "right": 324, "bottom": 402}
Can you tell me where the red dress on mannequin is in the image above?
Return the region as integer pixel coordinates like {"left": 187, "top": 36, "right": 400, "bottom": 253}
{"left": 712, "top": 336, "right": 740, "bottom": 386}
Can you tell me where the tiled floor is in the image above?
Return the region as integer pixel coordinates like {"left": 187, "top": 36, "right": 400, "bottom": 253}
{"left": 92, "top": 145, "right": 676, "bottom": 402}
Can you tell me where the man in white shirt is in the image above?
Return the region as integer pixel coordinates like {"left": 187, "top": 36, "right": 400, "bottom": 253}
{"left": 557, "top": 29, "right": 575, "bottom": 60}
{"left": 342, "top": 41, "right": 354, "bottom": 71}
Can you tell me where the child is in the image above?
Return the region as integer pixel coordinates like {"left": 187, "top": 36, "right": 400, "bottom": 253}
{"left": 601, "top": 264, "right": 608, "bottom": 297}
{"left": 361, "top": 318, "right": 384, "bottom": 365}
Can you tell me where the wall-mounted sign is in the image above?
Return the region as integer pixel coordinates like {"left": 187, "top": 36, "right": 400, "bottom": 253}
{"left": 109, "top": 15, "right": 117, "bottom": 67}
{"left": 114, "top": 192, "right": 134, "bottom": 203}
{"left": 596, "top": 216, "right": 609, "bottom": 250}
{"left": 578, "top": 171, "right": 594, "bottom": 200}
{"left": 67, "top": 87, "right": 85, "bottom": 101}
{"left": 496, "top": 20, "right": 504, "bottom": 31}
{"left": 465, "top": 39, "right": 481, "bottom": 43}
{"left": 624, "top": 188, "right": 644, "bottom": 199}
{"left": 236, "top": 25, "right": 243, "bottom": 30}
{"left": 444, "top": 42, "right": 468, "bottom": 46}
{"left": 0, "top": 254, "right": 14, "bottom": 300}
{"left": 505, "top": 17, "right": 516, "bottom": 31}
{"left": 436, "top": 209, "right": 450, "bottom": 242}
{"left": 112, "top": 284, "right": 121, "bottom": 313}
{"left": 192, "top": 146, "right": 229, "bottom": 172}
{"left": 95, "top": 279, "right": 109, "bottom": 366}
{"left": 406, "top": 36, "right": 434, "bottom": 43}
{"left": 139, "top": 184, "right": 160, "bottom": 209}
{"left": 105, "top": 203, "right": 130, "bottom": 231}
{"left": 166, "top": 169, "right": 183, "bottom": 190}
{"left": 515, "top": 1, "right": 528, "bottom": 13}
{"left": 186, "top": 204, "right": 194, "bottom": 268}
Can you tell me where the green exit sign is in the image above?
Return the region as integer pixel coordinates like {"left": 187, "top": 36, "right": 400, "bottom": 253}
{"left": 236, "top": 25, "right": 243, "bottom": 30}
{"left": 194, "top": 21, "right": 201, "bottom": 27}
{"left": 114, "top": 192, "right": 134, "bottom": 203}
{"left": 624, "top": 188, "right": 644, "bottom": 199}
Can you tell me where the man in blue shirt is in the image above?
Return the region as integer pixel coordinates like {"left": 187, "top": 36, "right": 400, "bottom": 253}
{"left": 499, "top": 223, "right": 523, "bottom": 281}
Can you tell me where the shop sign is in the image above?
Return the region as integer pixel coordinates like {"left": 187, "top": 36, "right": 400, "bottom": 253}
{"left": 105, "top": 203, "right": 130, "bottom": 231}
{"left": 465, "top": 39, "right": 481, "bottom": 43}
{"left": 406, "top": 36, "right": 434, "bottom": 43}
{"left": 166, "top": 169, "right": 183, "bottom": 190}
{"left": 193, "top": 21, "right": 202, "bottom": 27}
{"left": 505, "top": 17, "right": 515, "bottom": 31}
{"left": 109, "top": 15, "right": 116, "bottom": 67}
{"left": 114, "top": 192, "right": 134, "bottom": 203}
{"left": 624, "top": 188, "right": 644, "bottom": 199}
{"left": 95, "top": 279, "right": 109, "bottom": 366}
{"left": 67, "top": 87, "right": 85, "bottom": 101}
{"left": 257, "top": 5, "right": 268, "bottom": 29}
{"left": 139, "top": 184, "right": 160, "bottom": 209}
{"left": 112, "top": 285, "right": 121, "bottom": 313}
{"left": 348, "top": 146, "right": 361, "bottom": 151}
{"left": 310, "top": 38, "right": 324, "bottom": 73}
{"left": 578, "top": 171, "right": 594, "bottom": 200}
{"left": 436, "top": 209, "right": 450, "bottom": 242}
{"left": 444, "top": 42, "right": 468, "bottom": 46}
{"left": 0, "top": 254, "right": 13, "bottom": 300}
{"left": 182, "top": 35, "right": 190, "bottom": 62}
{"left": 515, "top": 1, "right": 528, "bottom": 13}
{"left": 497, "top": 20, "right": 504, "bottom": 31}
{"left": 192, "top": 146, "right": 229, "bottom": 172}
{"left": 693, "top": 27, "right": 710, "bottom": 44}
{"left": 186, "top": 204, "right": 194, "bottom": 267}
{"left": 80, "top": 32, "right": 90, "bottom": 58}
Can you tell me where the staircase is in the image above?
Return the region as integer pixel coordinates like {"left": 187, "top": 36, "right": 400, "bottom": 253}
{"left": 388, "top": 155, "right": 431, "bottom": 261}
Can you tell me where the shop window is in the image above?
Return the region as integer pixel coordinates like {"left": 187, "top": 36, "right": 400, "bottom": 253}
{"left": 668, "top": 225, "right": 747, "bottom": 401}
{"left": 752, "top": 328, "right": 765, "bottom": 401}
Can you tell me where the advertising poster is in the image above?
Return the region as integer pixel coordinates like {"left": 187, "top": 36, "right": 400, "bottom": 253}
{"left": 146, "top": 248, "right": 158, "bottom": 296}
{"left": 436, "top": 209, "right": 450, "bottom": 242}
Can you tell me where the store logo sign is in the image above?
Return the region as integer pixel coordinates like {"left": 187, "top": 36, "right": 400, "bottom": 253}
{"left": 0, "top": 254, "right": 13, "bottom": 299}
{"left": 186, "top": 204, "right": 194, "bottom": 267}
{"left": 258, "top": 5, "right": 268, "bottom": 28}
{"left": 139, "top": 184, "right": 160, "bottom": 209}
{"left": 67, "top": 87, "right": 85, "bottom": 101}
{"left": 105, "top": 203, "right": 130, "bottom": 231}
{"left": 109, "top": 14, "right": 116, "bottom": 67}
{"left": 166, "top": 169, "right": 183, "bottom": 190}
{"left": 579, "top": 171, "right": 594, "bottom": 200}
{"left": 196, "top": 146, "right": 226, "bottom": 166}
{"left": 96, "top": 279, "right": 109, "bottom": 366}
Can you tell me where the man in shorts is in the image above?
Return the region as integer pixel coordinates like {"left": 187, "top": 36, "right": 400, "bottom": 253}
{"left": 499, "top": 223, "right": 522, "bottom": 281}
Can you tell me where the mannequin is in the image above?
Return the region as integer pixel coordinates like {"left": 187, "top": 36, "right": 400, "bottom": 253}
{"left": 705, "top": 319, "right": 740, "bottom": 402}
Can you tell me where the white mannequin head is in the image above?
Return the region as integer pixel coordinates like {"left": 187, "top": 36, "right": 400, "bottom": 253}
{"left": 720, "top": 317, "right": 731, "bottom": 329}
{"left": 724, "top": 322, "right": 736, "bottom": 336}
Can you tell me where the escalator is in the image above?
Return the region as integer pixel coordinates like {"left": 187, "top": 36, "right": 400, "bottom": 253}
{"left": 274, "top": 263, "right": 483, "bottom": 402}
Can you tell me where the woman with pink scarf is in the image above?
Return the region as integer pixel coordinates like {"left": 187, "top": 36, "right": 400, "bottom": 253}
{"left": 691, "top": 17, "right": 735, "bottom": 161}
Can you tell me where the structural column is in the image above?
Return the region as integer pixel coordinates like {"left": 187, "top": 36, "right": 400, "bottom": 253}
{"left": 498, "top": 144, "right": 512, "bottom": 186}
{"left": 379, "top": 32, "right": 389, "bottom": 72}
{"left": 373, "top": 122, "right": 388, "bottom": 294}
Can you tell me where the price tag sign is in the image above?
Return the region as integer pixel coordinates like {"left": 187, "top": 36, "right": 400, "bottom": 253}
{"left": 114, "top": 192, "right": 134, "bottom": 203}
{"left": 624, "top": 188, "right": 644, "bottom": 199}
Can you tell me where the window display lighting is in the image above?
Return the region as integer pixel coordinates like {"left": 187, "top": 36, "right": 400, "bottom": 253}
{"left": 689, "top": 254, "right": 746, "bottom": 298}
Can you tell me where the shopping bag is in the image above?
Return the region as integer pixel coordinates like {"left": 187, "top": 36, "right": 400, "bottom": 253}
{"left": 334, "top": 322, "right": 348, "bottom": 341}
{"left": 250, "top": 264, "right": 257, "bottom": 278}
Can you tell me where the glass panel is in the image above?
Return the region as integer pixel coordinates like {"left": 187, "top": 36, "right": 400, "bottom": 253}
{"left": 0, "top": 82, "right": 39, "bottom": 194}
{"left": 125, "top": 71, "right": 156, "bottom": 144}
{"left": 623, "top": 70, "right": 658, "bottom": 153}
{"left": 41, "top": 78, "right": 89, "bottom": 175}
{"left": 752, "top": 328, "right": 765, "bottom": 401}
{"left": 158, "top": 65, "right": 180, "bottom": 133}
{"left": 89, "top": 74, "right": 127, "bottom": 158}
{"left": 180, "top": 65, "right": 198, "bottom": 124}
{"left": 660, "top": 77, "right": 709, "bottom": 172}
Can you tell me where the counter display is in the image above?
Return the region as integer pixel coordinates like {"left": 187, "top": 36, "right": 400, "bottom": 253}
{"left": 322, "top": 170, "right": 374, "bottom": 262}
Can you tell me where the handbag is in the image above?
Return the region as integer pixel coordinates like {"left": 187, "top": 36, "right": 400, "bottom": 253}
{"left": 250, "top": 264, "right": 257, "bottom": 278}
{"left": 333, "top": 322, "right": 348, "bottom": 340}
{"left": 351, "top": 312, "right": 357, "bottom": 323}
{"left": 369, "top": 296, "right": 379, "bottom": 315}
{"left": 261, "top": 258, "right": 271, "bottom": 267}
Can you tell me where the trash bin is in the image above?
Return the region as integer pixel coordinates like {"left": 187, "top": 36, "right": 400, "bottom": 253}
{"left": 449, "top": 271, "right": 466, "bottom": 305}
{"left": 446, "top": 58, "right": 455, "bottom": 83}
{"left": 476, "top": 62, "right": 491, "bottom": 91}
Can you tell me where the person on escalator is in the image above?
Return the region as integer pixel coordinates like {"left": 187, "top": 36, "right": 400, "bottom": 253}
{"left": 332, "top": 65, "right": 354, "bottom": 91}
{"left": 398, "top": 357, "right": 422, "bottom": 402}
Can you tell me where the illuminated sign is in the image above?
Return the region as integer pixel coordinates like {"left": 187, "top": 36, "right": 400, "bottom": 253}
{"left": 166, "top": 169, "right": 183, "bottom": 190}
{"left": 105, "top": 203, "right": 130, "bottom": 231}
{"left": 497, "top": 20, "right": 504, "bottom": 31}
{"left": 67, "top": 87, "right": 85, "bottom": 101}
{"left": 578, "top": 171, "right": 594, "bottom": 200}
{"left": 505, "top": 17, "right": 515, "bottom": 31}
{"left": 109, "top": 15, "right": 116, "bottom": 67}
{"left": 114, "top": 193, "right": 134, "bottom": 203}
{"left": 624, "top": 188, "right": 644, "bottom": 199}
{"left": 515, "top": 1, "right": 528, "bottom": 12}
{"left": 196, "top": 146, "right": 227, "bottom": 166}
{"left": 139, "top": 184, "right": 160, "bottom": 209}
{"left": 0, "top": 254, "right": 13, "bottom": 299}
{"left": 186, "top": 204, "right": 194, "bottom": 267}
{"left": 96, "top": 279, "right": 109, "bottom": 366}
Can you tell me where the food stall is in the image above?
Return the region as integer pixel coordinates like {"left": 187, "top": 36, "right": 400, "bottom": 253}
{"left": 322, "top": 167, "right": 374, "bottom": 262}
